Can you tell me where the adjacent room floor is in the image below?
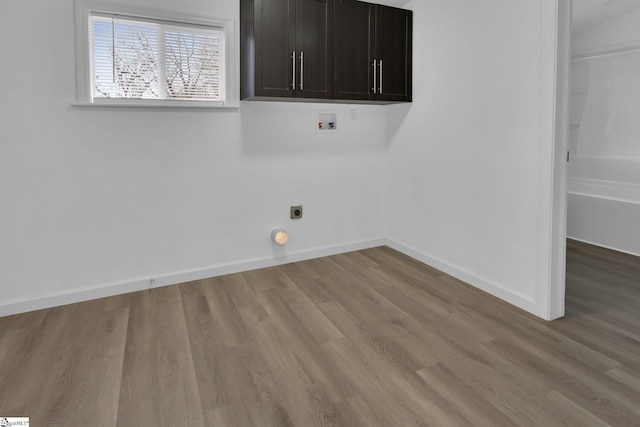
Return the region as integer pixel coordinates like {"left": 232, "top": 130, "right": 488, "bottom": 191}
{"left": 1, "top": 240, "right": 639, "bottom": 426}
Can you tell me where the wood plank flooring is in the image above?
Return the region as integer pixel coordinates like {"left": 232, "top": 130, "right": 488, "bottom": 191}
{"left": 1, "top": 240, "right": 639, "bottom": 426}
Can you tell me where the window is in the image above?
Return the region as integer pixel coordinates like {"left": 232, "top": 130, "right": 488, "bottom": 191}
{"left": 75, "top": 2, "right": 236, "bottom": 107}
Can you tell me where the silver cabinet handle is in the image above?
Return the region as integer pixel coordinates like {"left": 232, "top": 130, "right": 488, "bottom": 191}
{"left": 292, "top": 51, "right": 296, "bottom": 90}
{"left": 372, "top": 59, "right": 377, "bottom": 94}
{"left": 300, "top": 52, "right": 304, "bottom": 90}
{"left": 379, "top": 60, "right": 383, "bottom": 95}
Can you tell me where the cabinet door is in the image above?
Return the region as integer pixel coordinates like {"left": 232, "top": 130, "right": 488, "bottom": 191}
{"left": 334, "top": 0, "right": 373, "bottom": 100}
{"left": 296, "top": 0, "right": 334, "bottom": 99}
{"left": 374, "top": 5, "right": 412, "bottom": 102}
{"left": 254, "top": 0, "right": 296, "bottom": 97}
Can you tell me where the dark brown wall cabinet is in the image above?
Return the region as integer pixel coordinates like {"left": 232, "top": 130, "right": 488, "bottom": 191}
{"left": 335, "top": 0, "right": 412, "bottom": 102}
{"left": 241, "top": 0, "right": 412, "bottom": 103}
{"left": 241, "top": 0, "right": 335, "bottom": 100}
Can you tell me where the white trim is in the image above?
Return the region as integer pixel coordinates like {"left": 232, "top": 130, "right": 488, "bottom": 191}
{"left": 567, "top": 191, "right": 640, "bottom": 205}
{"left": 547, "top": 0, "right": 570, "bottom": 321}
{"left": 575, "top": 153, "right": 640, "bottom": 161}
{"left": 71, "top": 101, "right": 240, "bottom": 109}
{"left": 3, "top": 235, "right": 572, "bottom": 319}
{"left": 74, "top": 0, "right": 238, "bottom": 106}
{"left": 539, "top": 0, "right": 557, "bottom": 322}
{"left": 572, "top": 40, "right": 640, "bottom": 61}
{"left": 533, "top": 0, "right": 568, "bottom": 321}
{"left": 385, "top": 239, "right": 537, "bottom": 315}
{"left": 0, "top": 238, "right": 385, "bottom": 317}
{"left": 75, "top": 0, "right": 92, "bottom": 103}
{"left": 568, "top": 177, "right": 640, "bottom": 205}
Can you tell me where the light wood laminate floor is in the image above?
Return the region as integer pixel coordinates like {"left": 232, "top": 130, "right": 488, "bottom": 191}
{"left": 1, "top": 240, "right": 639, "bottom": 426}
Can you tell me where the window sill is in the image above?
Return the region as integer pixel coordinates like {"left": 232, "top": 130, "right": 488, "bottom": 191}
{"left": 71, "top": 100, "right": 239, "bottom": 110}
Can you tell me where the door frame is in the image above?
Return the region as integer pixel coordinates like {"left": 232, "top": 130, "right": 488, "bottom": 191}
{"left": 546, "top": 0, "right": 571, "bottom": 320}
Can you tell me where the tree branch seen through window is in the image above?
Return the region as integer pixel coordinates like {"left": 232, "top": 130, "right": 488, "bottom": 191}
{"left": 91, "top": 15, "right": 225, "bottom": 101}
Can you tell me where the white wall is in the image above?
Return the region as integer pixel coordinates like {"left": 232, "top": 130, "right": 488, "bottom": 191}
{"left": 0, "top": 0, "right": 563, "bottom": 320}
{"left": 568, "top": 8, "right": 640, "bottom": 256}
{"left": 386, "top": 0, "right": 561, "bottom": 319}
{"left": 572, "top": 7, "right": 640, "bottom": 55}
{"left": 0, "top": 0, "right": 388, "bottom": 315}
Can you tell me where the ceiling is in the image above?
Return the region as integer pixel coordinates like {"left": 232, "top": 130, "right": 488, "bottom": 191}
{"left": 572, "top": 0, "right": 640, "bottom": 34}
{"left": 368, "top": 1, "right": 640, "bottom": 35}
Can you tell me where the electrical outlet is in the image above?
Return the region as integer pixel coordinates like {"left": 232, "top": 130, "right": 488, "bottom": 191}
{"left": 150, "top": 278, "right": 156, "bottom": 287}
{"left": 291, "top": 206, "right": 303, "bottom": 219}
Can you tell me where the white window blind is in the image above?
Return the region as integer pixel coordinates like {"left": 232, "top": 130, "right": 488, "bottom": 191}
{"left": 90, "top": 13, "right": 226, "bottom": 102}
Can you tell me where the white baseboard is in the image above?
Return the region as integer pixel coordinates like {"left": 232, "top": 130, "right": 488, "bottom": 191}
{"left": 0, "top": 238, "right": 386, "bottom": 317}
{"left": 2, "top": 237, "right": 545, "bottom": 318}
{"left": 384, "top": 239, "right": 537, "bottom": 315}
{"left": 567, "top": 192, "right": 640, "bottom": 258}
